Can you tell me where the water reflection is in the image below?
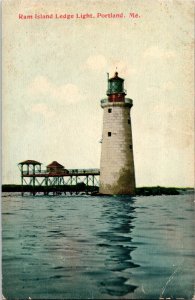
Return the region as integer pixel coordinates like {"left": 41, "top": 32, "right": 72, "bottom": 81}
{"left": 3, "top": 194, "right": 194, "bottom": 299}
{"left": 95, "top": 196, "right": 139, "bottom": 297}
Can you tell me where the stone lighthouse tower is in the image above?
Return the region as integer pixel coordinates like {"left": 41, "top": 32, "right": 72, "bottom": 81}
{"left": 99, "top": 72, "right": 136, "bottom": 195}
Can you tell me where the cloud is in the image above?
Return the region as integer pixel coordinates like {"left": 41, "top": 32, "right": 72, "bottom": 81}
{"left": 27, "top": 76, "right": 83, "bottom": 104}
{"left": 143, "top": 46, "right": 176, "bottom": 59}
{"left": 84, "top": 55, "right": 107, "bottom": 71}
{"left": 108, "top": 60, "right": 137, "bottom": 77}
{"left": 82, "top": 55, "right": 137, "bottom": 78}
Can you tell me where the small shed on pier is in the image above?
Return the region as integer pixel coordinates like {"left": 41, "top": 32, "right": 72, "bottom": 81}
{"left": 46, "top": 161, "right": 69, "bottom": 174}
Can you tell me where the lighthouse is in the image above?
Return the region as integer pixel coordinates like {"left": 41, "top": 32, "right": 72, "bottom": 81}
{"left": 99, "top": 72, "right": 136, "bottom": 195}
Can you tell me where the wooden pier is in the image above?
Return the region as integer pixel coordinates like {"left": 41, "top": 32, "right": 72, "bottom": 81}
{"left": 18, "top": 160, "right": 100, "bottom": 196}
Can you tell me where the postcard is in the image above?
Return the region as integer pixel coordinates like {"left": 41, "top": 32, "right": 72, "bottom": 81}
{"left": 2, "top": 0, "right": 194, "bottom": 299}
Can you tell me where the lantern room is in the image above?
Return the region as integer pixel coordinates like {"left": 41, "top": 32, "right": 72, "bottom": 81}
{"left": 107, "top": 72, "right": 126, "bottom": 102}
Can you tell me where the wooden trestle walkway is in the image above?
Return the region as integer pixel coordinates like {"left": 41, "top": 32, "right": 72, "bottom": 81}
{"left": 18, "top": 160, "right": 100, "bottom": 196}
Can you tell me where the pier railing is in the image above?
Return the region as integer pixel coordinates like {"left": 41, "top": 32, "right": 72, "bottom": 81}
{"left": 22, "top": 170, "right": 46, "bottom": 175}
{"left": 22, "top": 168, "right": 100, "bottom": 176}
{"left": 68, "top": 168, "right": 100, "bottom": 174}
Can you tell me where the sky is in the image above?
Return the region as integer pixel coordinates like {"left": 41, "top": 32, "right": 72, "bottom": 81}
{"left": 2, "top": 0, "right": 194, "bottom": 187}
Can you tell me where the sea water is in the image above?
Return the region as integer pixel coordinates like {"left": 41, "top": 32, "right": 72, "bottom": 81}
{"left": 2, "top": 193, "right": 195, "bottom": 299}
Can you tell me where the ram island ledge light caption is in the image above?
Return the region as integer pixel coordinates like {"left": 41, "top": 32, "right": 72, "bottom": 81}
{"left": 18, "top": 12, "right": 140, "bottom": 20}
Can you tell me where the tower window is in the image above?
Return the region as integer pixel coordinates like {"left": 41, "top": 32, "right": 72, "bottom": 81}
{"left": 128, "top": 119, "right": 130, "bottom": 124}
{"left": 129, "top": 145, "right": 132, "bottom": 149}
{"left": 108, "top": 132, "right": 112, "bottom": 137}
{"left": 108, "top": 108, "right": 112, "bottom": 113}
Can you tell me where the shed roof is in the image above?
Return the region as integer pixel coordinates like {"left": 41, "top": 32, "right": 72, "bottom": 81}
{"left": 47, "top": 161, "right": 64, "bottom": 168}
{"left": 18, "top": 160, "right": 41, "bottom": 165}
